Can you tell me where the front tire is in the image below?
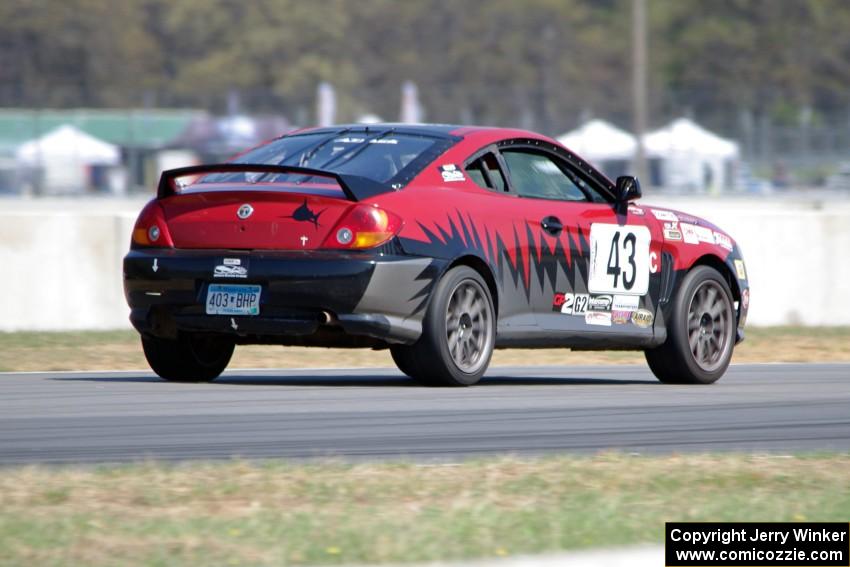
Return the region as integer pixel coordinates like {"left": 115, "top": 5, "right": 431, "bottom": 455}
{"left": 141, "top": 333, "right": 234, "bottom": 382}
{"left": 394, "top": 266, "right": 496, "bottom": 386}
{"left": 645, "top": 265, "right": 736, "bottom": 384}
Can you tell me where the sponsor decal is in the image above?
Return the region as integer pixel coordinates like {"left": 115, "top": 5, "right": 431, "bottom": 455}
{"left": 680, "top": 223, "right": 700, "bottom": 244}
{"left": 649, "top": 251, "right": 659, "bottom": 273}
{"left": 611, "top": 295, "right": 639, "bottom": 324}
{"left": 439, "top": 164, "right": 466, "bottom": 182}
{"left": 675, "top": 213, "right": 700, "bottom": 224}
{"left": 628, "top": 205, "right": 645, "bottom": 216}
{"left": 632, "top": 308, "right": 654, "bottom": 328}
{"left": 552, "top": 292, "right": 567, "bottom": 311}
{"left": 337, "top": 137, "right": 398, "bottom": 145}
{"left": 214, "top": 264, "right": 248, "bottom": 278}
{"left": 680, "top": 223, "right": 715, "bottom": 245}
{"left": 693, "top": 223, "right": 714, "bottom": 243}
{"left": 651, "top": 209, "right": 679, "bottom": 222}
{"left": 236, "top": 204, "right": 254, "bottom": 219}
{"left": 552, "top": 292, "right": 589, "bottom": 315}
{"left": 612, "top": 294, "right": 640, "bottom": 311}
{"left": 714, "top": 231, "right": 733, "bottom": 251}
{"left": 585, "top": 311, "right": 612, "bottom": 326}
{"left": 152, "top": 258, "right": 159, "bottom": 272}
{"left": 223, "top": 258, "right": 241, "bottom": 266}
{"left": 339, "top": 137, "right": 398, "bottom": 145}
{"left": 284, "top": 198, "right": 325, "bottom": 229}
{"left": 612, "top": 310, "right": 632, "bottom": 324}
{"left": 663, "top": 223, "right": 683, "bottom": 241}
{"left": 734, "top": 259, "right": 747, "bottom": 280}
{"left": 300, "top": 235, "right": 309, "bottom": 247}
{"left": 741, "top": 288, "right": 750, "bottom": 310}
{"left": 588, "top": 294, "right": 613, "bottom": 312}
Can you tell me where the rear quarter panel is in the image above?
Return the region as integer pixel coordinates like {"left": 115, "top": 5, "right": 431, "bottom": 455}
{"left": 370, "top": 182, "right": 530, "bottom": 325}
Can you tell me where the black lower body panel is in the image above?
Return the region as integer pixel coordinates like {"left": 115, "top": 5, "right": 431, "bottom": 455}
{"left": 123, "top": 248, "right": 441, "bottom": 346}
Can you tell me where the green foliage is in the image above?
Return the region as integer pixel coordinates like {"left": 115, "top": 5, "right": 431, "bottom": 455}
{"left": 1, "top": 0, "right": 850, "bottom": 135}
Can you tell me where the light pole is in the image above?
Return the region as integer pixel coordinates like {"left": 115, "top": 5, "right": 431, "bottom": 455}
{"left": 632, "top": 0, "right": 649, "bottom": 187}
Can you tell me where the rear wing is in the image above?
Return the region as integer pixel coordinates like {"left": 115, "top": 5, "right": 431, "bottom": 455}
{"left": 157, "top": 163, "right": 392, "bottom": 201}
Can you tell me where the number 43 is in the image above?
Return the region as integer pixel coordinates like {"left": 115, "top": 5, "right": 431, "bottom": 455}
{"left": 606, "top": 231, "right": 637, "bottom": 290}
{"left": 589, "top": 223, "right": 650, "bottom": 295}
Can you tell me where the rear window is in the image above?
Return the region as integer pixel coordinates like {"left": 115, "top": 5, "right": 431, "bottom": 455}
{"left": 201, "top": 131, "right": 452, "bottom": 187}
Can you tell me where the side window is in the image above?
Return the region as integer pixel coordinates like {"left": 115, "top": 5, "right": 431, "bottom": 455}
{"left": 465, "top": 152, "right": 508, "bottom": 192}
{"left": 501, "top": 149, "right": 595, "bottom": 202}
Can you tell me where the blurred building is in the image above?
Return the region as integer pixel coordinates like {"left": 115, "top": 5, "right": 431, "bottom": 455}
{"left": 0, "top": 108, "right": 205, "bottom": 194}
{"left": 176, "top": 114, "right": 292, "bottom": 162}
{"left": 0, "top": 108, "right": 291, "bottom": 195}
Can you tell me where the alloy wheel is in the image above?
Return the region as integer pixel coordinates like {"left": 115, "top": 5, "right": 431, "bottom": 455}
{"left": 445, "top": 279, "right": 493, "bottom": 374}
{"left": 686, "top": 280, "right": 734, "bottom": 372}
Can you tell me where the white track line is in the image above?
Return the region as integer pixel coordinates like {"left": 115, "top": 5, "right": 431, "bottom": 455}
{"left": 338, "top": 546, "right": 663, "bottom": 567}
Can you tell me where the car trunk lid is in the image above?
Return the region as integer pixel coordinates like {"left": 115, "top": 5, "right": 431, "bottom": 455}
{"left": 160, "top": 185, "right": 352, "bottom": 250}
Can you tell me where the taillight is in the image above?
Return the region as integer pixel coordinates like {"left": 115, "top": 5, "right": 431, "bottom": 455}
{"left": 322, "top": 204, "right": 403, "bottom": 249}
{"left": 131, "top": 200, "right": 174, "bottom": 248}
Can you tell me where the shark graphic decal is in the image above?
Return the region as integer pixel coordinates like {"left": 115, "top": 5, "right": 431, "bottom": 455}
{"left": 401, "top": 210, "right": 661, "bottom": 325}
{"left": 283, "top": 199, "right": 326, "bottom": 229}
{"left": 401, "top": 210, "right": 593, "bottom": 314}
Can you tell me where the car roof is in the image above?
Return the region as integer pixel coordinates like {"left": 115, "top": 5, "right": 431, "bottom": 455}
{"left": 295, "top": 123, "right": 463, "bottom": 139}
{"left": 293, "top": 123, "right": 555, "bottom": 144}
{"left": 285, "top": 123, "right": 607, "bottom": 187}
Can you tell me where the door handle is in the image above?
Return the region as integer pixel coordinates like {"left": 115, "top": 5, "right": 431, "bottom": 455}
{"left": 541, "top": 216, "right": 563, "bottom": 235}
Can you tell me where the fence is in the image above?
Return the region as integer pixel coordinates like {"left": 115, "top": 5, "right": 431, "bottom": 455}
{"left": 1, "top": 196, "right": 849, "bottom": 331}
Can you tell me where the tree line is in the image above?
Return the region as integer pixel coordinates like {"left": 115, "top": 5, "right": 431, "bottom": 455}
{"left": 1, "top": 0, "right": 849, "bottom": 137}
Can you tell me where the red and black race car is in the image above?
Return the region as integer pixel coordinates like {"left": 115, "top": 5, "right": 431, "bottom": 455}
{"left": 124, "top": 124, "right": 749, "bottom": 386}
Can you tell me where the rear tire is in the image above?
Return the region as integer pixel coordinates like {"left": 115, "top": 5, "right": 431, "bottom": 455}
{"left": 142, "top": 333, "right": 234, "bottom": 382}
{"left": 645, "top": 265, "right": 736, "bottom": 384}
{"left": 389, "top": 345, "right": 418, "bottom": 378}
{"left": 398, "top": 266, "right": 496, "bottom": 386}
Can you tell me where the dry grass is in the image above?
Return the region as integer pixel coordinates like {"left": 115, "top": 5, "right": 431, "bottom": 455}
{"left": 1, "top": 327, "right": 849, "bottom": 372}
{"left": 0, "top": 454, "right": 847, "bottom": 566}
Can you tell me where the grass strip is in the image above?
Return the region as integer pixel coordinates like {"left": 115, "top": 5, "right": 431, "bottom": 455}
{"left": 0, "top": 454, "right": 847, "bottom": 566}
{"left": 1, "top": 326, "right": 849, "bottom": 372}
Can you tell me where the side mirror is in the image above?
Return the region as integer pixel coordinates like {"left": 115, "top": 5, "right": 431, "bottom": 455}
{"left": 615, "top": 176, "right": 642, "bottom": 202}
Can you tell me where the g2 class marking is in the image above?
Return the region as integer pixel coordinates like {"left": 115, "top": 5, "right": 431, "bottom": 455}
{"left": 553, "top": 292, "right": 590, "bottom": 315}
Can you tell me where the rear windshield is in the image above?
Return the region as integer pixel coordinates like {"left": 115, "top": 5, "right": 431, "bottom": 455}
{"left": 201, "top": 131, "right": 452, "bottom": 187}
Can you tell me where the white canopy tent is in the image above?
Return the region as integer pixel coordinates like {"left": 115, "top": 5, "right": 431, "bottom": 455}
{"left": 643, "top": 118, "right": 739, "bottom": 192}
{"left": 557, "top": 119, "right": 637, "bottom": 162}
{"left": 557, "top": 119, "right": 637, "bottom": 179}
{"left": 15, "top": 125, "right": 121, "bottom": 194}
{"left": 16, "top": 125, "right": 121, "bottom": 166}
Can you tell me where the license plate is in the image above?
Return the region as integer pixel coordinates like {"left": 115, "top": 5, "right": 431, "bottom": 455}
{"left": 206, "top": 284, "right": 261, "bottom": 316}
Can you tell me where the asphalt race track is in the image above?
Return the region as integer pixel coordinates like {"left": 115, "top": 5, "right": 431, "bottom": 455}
{"left": 1, "top": 364, "right": 848, "bottom": 465}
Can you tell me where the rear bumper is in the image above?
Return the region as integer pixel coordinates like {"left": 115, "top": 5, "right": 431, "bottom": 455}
{"left": 123, "top": 248, "right": 441, "bottom": 345}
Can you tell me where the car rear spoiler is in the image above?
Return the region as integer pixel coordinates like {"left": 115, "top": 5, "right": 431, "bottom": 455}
{"left": 156, "top": 163, "right": 393, "bottom": 201}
